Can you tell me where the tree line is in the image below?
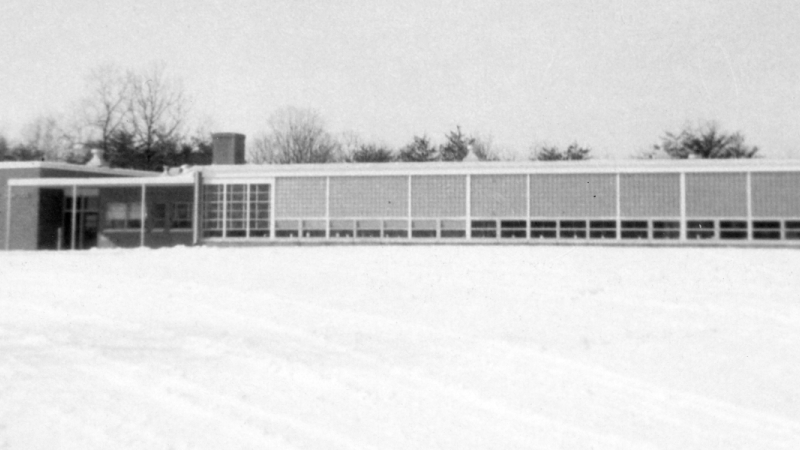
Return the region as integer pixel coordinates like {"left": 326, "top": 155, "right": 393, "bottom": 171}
{"left": 251, "top": 107, "right": 759, "bottom": 164}
{"left": 0, "top": 63, "right": 213, "bottom": 170}
{"left": 1, "top": 63, "right": 760, "bottom": 169}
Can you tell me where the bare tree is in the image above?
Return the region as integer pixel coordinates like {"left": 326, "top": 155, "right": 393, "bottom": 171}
{"left": 470, "top": 135, "right": 501, "bottom": 161}
{"left": 80, "top": 64, "right": 131, "bottom": 153}
{"left": 250, "top": 107, "right": 341, "bottom": 164}
{"left": 128, "top": 63, "right": 187, "bottom": 158}
{"left": 19, "top": 115, "right": 85, "bottom": 162}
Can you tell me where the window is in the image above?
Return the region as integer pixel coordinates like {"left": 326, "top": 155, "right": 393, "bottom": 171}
{"left": 356, "top": 220, "right": 381, "bottom": 238}
{"left": 203, "top": 185, "right": 224, "bottom": 237}
{"left": 383, "top": 220, "right": 408, "bottom": 238}
{"left": 226, "top": 185, "right": 247, "bottom": 237}
{"left": 203, "top": 184, "right": 271, "bottom": 238}
{"left": 652, "top": 221, "right": 680, "bottom": 239}
{"left": 500, "top": 220, "right": 526, "bottom": 238}
{"left": 786, "top": 221, "right": 800, "bottom": 239}
{"left": 471, "top": 220, "right": 497, "bottom": 238}
{"left": 106, "top": 203, "right": 127, "bottom": 229}
{"left": 275, "top": 220, "right": 299, "bottom": 238}
{"left": 440, "top": 220, "right": 466, "bottom": 238}
{"left": 589, "top": 220, "right": 616, "bottom": 239}
{"left": 105, "top": 202, "right": 142, "bottom": 229}
{"left": 530, "top": 221, "right": 557, "bottom": 238}
{"left": 621, "top": 221, "right": 648, "bottom": 239}
{"left": 249, "top": 184, "right": 271, "bottom": 237}
{"left": 412, "top": 220, "right": 437, "bottom": 238}
{"left": 171, "top": 203, "right": 192, "bottom": 229}
{"left": 719, "top": 221, "right": 747, "bottom": 239}
{"left": 687, "top": 220, "right": 714, "bottom": 239}
{"left": 330, "top": 220, "right": 354, "bottom": 238}
{"left": 302, "top": 220, "right": 326, "bottom": 238}
{"left": 753, "top": 221, "right": 780, "bottom": 240}
{"left": 559, "top": 220, "right": 587, "bottom": 238}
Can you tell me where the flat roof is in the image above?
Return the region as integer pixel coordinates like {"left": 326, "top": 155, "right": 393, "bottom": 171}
{"left": 8, "top": 174, "right": 195, "bottom": 188}
{"left": 196, "top": 158, "right": 800, "bottom": 179}
{"left": 0, "top": 161, "right": 156, "bottom": 177}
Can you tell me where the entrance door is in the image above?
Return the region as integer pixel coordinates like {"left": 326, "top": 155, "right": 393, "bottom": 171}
{"left": 62, "top": 193, "right": 100, "bottom": 250}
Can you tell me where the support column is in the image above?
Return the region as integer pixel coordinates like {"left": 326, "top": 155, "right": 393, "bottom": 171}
{"left": 526, "top": 174, "right": 531, "bottom": 241}
{"left": 466, "top": 174, "right": 472, "bottom": 239}
{"left": 5, "top": 185, "right": 12, "bottom": 250}
{"left": 245, "top": 184, "right": 251, "bottom": 238}
{"left": 270, "top": 181, "right": 276, "bottom": 239}
{"left": 71, "top": 185, "right": 78, "bottom": 250}
{"left": 746, "top": 171, "right": 753, "bottom": 241}
{"left": 222, "top": 184, "right": 227, "bottom": 238}
{"left": 679, "top": 172, "right": 687, "bottom": 241}
{"left": 615, "top": 173, "right": 622, "bottom": 240}
{"left": 140, "top": 184, "right": 146, "bottom": 247}
{"left": 192, "top": 171, "right": 201, "bottom": 245}
{"left": 407, "top": 175, "right": 412, "bottom": 239}
{"left": 325, "top": 177, "right": 331, "bottom": 239}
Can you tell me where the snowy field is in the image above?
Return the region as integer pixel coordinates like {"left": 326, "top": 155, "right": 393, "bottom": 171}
{"left": 1, "top": 245, "right": 799, "bottom": 449}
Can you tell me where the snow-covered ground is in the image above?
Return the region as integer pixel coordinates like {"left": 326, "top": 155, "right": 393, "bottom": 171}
{"left": 1, "top": 246, "right": 799, "bottom": 449}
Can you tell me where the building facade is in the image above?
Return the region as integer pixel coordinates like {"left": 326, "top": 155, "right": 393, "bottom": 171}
{"left": 3, "top": 134, "right": 800, "bottom": 250}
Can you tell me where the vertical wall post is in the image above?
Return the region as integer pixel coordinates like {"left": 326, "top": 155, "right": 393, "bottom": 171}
{"left": 5, "top": 185, "right": 12, "bottom": 250}
{"left": 325, "top": 176, "right": 330, "bottom": 239}
{"left": 466, "top": 174, "right": 472, "bottom": 239}
{"left": 407, "top": 175, "right": 412, "bottom": 239}
{"left": 679, "top": 172, "right": 687, "bottom": 241}
{"left": 615, "top": 173, "right": 622, "bottom": 240}
{"left": 71, "top": 184, "right": 78, "bottom": 250}
{"left": 78, "top": 203, "right": 85, "bottom": 249}
{"left": 140, "top": 184, "right": 146, "bottom": 247}
{"left": 192, "top": 171, "right": 201, "bottom": 245}
{"left": 270, "top": 181, "right": 276, "bottom": 240}
{"left": 526, "top": 174, "right": 531, "bottom": 241}
{"left": 221, "top": 184, "right": 227, "bottom": 238}
{"left": 245, "top": 184, "right": 251, "bottom": 239}
{"left": 746, "top": 171, "right": 753, "bottom": 241}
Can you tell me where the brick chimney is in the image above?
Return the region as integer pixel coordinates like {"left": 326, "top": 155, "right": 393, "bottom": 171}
{"left": 212, "top": 133, "right": 246, "bottom": 165}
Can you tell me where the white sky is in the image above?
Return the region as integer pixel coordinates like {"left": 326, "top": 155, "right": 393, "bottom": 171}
{"left": 1, "top": 0, "right": 798, "bottom": 158}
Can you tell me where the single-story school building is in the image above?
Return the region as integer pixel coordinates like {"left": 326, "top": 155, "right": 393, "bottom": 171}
{"left": 2, "top": 133, "right": 800, "bottom": 250}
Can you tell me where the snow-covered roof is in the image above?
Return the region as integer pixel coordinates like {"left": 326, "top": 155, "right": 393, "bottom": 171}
{"left": 196, "top": 158, "right": 800, "bottom": 180}
{"left": 0, "top": 161, "right": 156, "bottom": 177}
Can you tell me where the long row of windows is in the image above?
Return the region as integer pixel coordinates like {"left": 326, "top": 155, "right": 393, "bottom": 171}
{"left": 262, "top": 218, "right": 800, "bottom": 241}
{"left": 200, "top": 183, "right": 800, "bottom": 242}
{"left": 686, "top": 220, "right": 800, "bottom": 240}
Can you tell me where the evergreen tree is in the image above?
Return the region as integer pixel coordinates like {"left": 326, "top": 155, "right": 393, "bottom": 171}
{"left": 439, "top": 126, "right": 474, "bottom": 161}
{"left": 398, "top": 135, "right": 438, "bottom": 162}
{"left": 532, "top": 143, "right": 591, "bottom": 161}
{"left": 654, "top": 122, "right": 758, "bottom": 159}
{"left": 349, "top": 143, "right": 395, "bottom": 162}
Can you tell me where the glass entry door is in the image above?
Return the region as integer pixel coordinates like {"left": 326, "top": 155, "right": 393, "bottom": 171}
{"left": 62, "top": 192, "right": 99, "bottom": 250}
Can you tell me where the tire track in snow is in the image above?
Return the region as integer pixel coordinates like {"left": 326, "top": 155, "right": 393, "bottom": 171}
{"left": 192, "top": 280, "right": 800, "bottom": 448}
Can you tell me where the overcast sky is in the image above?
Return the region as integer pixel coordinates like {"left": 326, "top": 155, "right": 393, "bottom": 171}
{"left": 1, "top": 0, "right": 798, "bottom": 158}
